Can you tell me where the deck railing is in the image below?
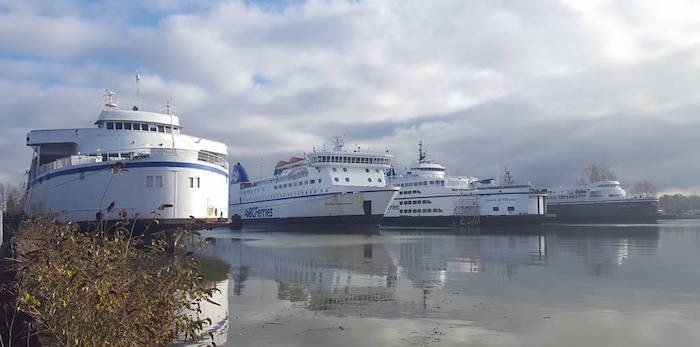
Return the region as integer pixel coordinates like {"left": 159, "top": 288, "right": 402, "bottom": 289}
{"left": 30, "top": 147, "right": 228, "bottom": 181}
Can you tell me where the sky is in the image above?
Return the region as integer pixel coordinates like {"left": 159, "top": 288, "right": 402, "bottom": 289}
{"left": 1, "top": 0, "right": 699, "bottom": 194}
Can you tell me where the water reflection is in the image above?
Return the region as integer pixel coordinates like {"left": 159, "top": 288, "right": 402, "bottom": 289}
{"left": 197, "top": 224, "right": 661, "bottom": 314}
{"left": 199, "top": 235, "right": 398, "bottom": 312}
{"left": 191, "top": 222, "right": 700, "bottom": 347}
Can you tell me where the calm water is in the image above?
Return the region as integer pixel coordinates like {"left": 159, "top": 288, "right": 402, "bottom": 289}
{"left": 193, "top": 220, "right": 700, "bottom": 347}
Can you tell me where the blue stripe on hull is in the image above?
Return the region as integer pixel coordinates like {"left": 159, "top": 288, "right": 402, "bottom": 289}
{"left": 30, "top": 160, "right": 227, "bottom": 186}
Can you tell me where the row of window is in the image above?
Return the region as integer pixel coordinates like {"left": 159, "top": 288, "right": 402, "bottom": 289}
{"left": 146, "top": 175, "right": 163, "bottom": 188}
{"left": 400, "top": 208, "right": 444, "bottom": 214}
{"left": 146, "top": 175, "right": 202, "bottom": 188}
{"left": 332, "top": 177, "right": 383, "bottom": 183}
{"left": 399, "top": 200, "right": 432, "bottom": 205}
{"left": 331, "top": 167, "right": 382, "bottom": 173}
{"left": 399, "top": 190, "right": 421, "bottom": 195}
{"left": 398, "top": 180, "right": 445, "bottom": 187}
{"left": 103, "top": 121, "right": 180, "bottom": 134}
{"left": 492, "top": 206, "right": 516, "bottom": 212}
{"left": 312, "top": 155, "right": 390, "bottom": 165}
{"left": 272, "top": 179, "right": 320, "bottom": 190}
{"left": 241, "top": 188, "right": 331, "bottom": 202}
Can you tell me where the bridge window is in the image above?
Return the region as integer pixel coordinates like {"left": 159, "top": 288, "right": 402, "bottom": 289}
{"left": 115, "top": 122, "right": 123, "bottom": 130}
{"left": 508, "top": 206, "right": 515, "bottom": 211}
{"left": 141, "top": 124, "right": 149, "bottom": 131}
{"left": 124, "top": 123, "right": 132, "bottom": 130}
{"left": 158, "top": 125, "right": 165, "bottom": 132}
{"left": 106, "top": 122, "right": 114, "bottom": 129}
{"left": 493, "top": 207, "right": 499, "bottom": 212}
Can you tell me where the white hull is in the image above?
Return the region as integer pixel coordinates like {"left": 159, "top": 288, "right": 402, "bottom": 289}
{"left": 230, "top": 188, "right": 398, "bottom": 222}
{"left": 26, "top": 158, "right": 228, "bottom": 223}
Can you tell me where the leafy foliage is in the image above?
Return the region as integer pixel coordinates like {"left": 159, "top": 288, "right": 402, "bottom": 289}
{"left": 10, "top": 216, "right": 217, "bottom": 346}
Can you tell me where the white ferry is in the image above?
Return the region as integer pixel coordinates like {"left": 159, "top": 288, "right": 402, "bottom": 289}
{"left": 547, "top": 180, "right": 658, "bottom": 222}
{"left": 229, "top": 138, "right": 399, "bottom": 228}
{"left": 24, "top": 90, "right": 229, "bottom": 228}
{"left": 382, "top": 143, "right": 548, "bottom": 227}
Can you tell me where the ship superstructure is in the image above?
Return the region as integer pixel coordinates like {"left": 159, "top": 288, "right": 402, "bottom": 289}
{"left": 383, "top": 142, "right": 548, "bottom": 227}
{"left": 229, "top": 138, "right": 399, "bottom": 227}
{"left": 547, "top": 180, "right": 658, "bottom": 222}
{"left": 24, "top": 90, "right": 229, "bottom": 227}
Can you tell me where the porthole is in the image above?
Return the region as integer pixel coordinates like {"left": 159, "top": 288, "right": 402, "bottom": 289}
{"left": 365, "top": 168, "right": 370, "bottom": 173}
{"left": 333, "top": 167, "right": 337, "bottom": 172}
{"left": 375, "top": 169, "right": 380, "bottom": 173}
{"left": 318, "top": 178, "right": 322, "bottom": 183}
{"left": 334, "top": 177, "right": 339, "bottom": 182}
{"left": 343, "top": 168, "right": 347, "bottom": 172}
{"left": 368, "top": 178, "right": 373, "bottom": 182}
{"left": 378, "top": 178, "right": 382, "bottom": 183}
{"left": 345, "top": 177, "right": 350, "bottom": 182}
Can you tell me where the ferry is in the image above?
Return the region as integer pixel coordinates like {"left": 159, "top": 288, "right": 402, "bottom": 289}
{"left": 547, "top": 180, "right": 659, "bottom": 222}
{"left": 24, "top": 90, "right": 229, "bottom": 228}
{"left": 382, "top": 143, "right": 548, "bottom": 227}
{"left": 229, "top": 138, "right": 399, "bottom": 228}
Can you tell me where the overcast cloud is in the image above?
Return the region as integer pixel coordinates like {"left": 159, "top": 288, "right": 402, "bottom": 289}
{"left": 1, "top": 0, "right": 699, "bottom": 194}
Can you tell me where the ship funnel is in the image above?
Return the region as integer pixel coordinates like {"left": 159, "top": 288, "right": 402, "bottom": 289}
{"left": 231, "top": 162, "right": 250, "bottom": 184}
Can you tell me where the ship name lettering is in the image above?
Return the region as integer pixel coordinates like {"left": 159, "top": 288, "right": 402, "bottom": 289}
{"left": 244, "top": 207, "right": 274, "bottom": 218}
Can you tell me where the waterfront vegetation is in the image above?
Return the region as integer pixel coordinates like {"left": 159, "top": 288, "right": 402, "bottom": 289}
{"left": 1, "top": 214, "right": 218, "bottom": 346}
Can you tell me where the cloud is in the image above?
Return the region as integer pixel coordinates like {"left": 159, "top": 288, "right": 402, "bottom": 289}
{"left": 1, "top": 0, "right": 699, "bottom": 194}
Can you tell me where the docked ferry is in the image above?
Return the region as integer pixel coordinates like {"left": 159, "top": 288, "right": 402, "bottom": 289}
{"left": 547, "top": 181, "right": 658, "bottom": 223}
{"left": 229, "top": 138, "right": 399, "bottom": 227}
{"left": 24, "top": 90, "right": 229, "bottom": 228}
{"left": 382, "top": 143, "right": 548, "bottom": 227}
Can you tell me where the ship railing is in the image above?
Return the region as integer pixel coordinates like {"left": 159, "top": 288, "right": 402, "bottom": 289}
{"left": 32, "top": 148, "right": 228, "bottom": 178}
{"left": 197, "top": 150, "right": 228, "bottom": 169}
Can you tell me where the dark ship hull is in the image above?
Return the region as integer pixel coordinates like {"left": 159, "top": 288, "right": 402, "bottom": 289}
{"left": 547, "top": 198, "right": 658, "bottom": 223}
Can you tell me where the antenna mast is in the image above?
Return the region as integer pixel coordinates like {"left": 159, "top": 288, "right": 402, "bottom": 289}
{"left": 104, "top": 90, "right": 118, "bottom": 110}
{"left": 135, "top": 73, "right": 141, "bottom": 109}
{"left": 418, "top": 140, "right": 426, "bottom": 163}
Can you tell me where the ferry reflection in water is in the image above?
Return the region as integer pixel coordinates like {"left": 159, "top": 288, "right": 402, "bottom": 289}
{"left": 198, "top": 224, "right": 660, "bottom": 310}
{"left": 194, "top": 223, "right": 669, "bottom": 347}
{"left": 198, "top": 234, "right": 399, "bottom": 312}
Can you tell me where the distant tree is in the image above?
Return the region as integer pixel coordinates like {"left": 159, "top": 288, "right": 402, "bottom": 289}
{"left": 578, "top": 164, "right": 617, "bottom": 185}
{"left": 630, "top": 181, "right": 657, "bottom": 197}
{"left": 0, "top": 182, "right": 26, "bottom": 216}
{"left": 658, "top": 194, "right": 700, "bottom": 216}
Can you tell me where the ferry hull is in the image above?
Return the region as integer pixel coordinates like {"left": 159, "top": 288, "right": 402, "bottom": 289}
{"left": 235, "top": 214, "right": 385, "bottom": 233}
{"left": 381, "top": 214, "right": 548, "bottom": 228}
{"left": 25, "top": 160, "right": 229, "bottom": 227}
{"left": 547, "top": 199, "right": 658, "bottom": 223}
{"left": 230, "top": 189, "right": 398, "bottom": 230}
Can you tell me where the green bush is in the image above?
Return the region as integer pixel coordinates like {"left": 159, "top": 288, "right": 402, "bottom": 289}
{"left": 10, "top": 216, "right": 217, "bottom": 346}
